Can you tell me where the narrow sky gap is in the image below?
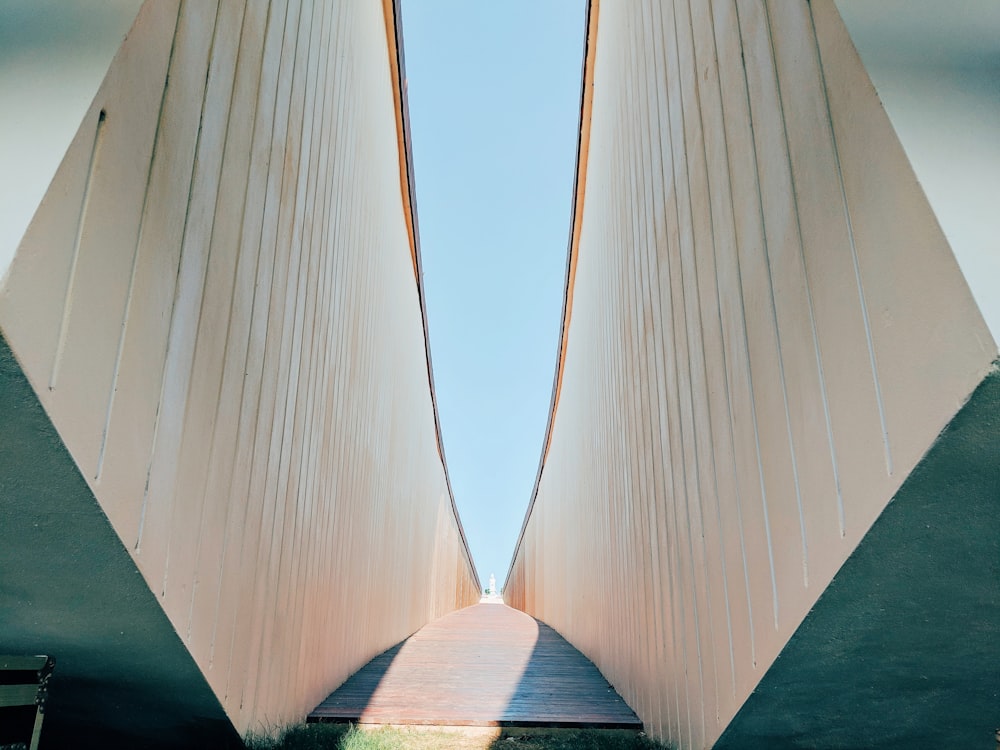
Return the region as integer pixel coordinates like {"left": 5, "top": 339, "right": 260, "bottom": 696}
{"left": 401, "top": 1, "right": 587, "bottom": 585}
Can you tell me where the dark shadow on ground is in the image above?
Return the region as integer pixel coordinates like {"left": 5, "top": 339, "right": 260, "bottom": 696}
{"left": 307, "top": 641, "right": 404, "bottom": 723}
{"left": 715, "top": 367, "right": 1000, "bottom": 749}
{"left": 497, "top": 616, "right": 643, "bottom": 729}
{"left": 486, "top": 727, "right": 667, "bottom": 750}
{"left": 0, "top": 334, "right": 241, "bottom": 750}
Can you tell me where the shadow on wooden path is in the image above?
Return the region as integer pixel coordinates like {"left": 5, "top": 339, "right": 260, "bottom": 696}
{"left": 309, "top": 603, "right": 642, "bottom": 728}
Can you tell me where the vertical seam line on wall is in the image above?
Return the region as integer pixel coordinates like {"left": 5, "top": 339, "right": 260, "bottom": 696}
{"left": 762, "top": 0, "right": 845, "bottom": 538}
{"left": 640, "top": 0, "right": 679, "bottom": 734}
{"left": 317, "top": 1, "right": 346, "bottom": 675}
{"left": 665, "top": 1, "right": 709, "bottom": 739}
{"left": 320, "top": 19, "right": 350, "bottom": 690}
{"left": 716, "top": 3, "right": 778, "bottom": 648}
{"left": 644, "top": 3, "right": 685, "bottom": 733}
{"left": 96, "top": 3, "right": 183, "bottom": 483}
{"left": 636, "top": 1, "right": 669, "bottom": 732}
{"left": 729, "top": 2, "right": 785, "bottom": 625}
{"left": 330, "top": 31, "right": 360, "bottom": 668}
{"left": 624, "top": 8, "right": 652, "bottom": 723}
{"left": 137, "top": 0, "right": 224, "bottom": 554}
{"left": 241, "top": 0, "right": 307, "bottom": 715}
{"left": 712, "top": 0, "right": 776, "bottom": 641}
{"left": 807, "top": 1, "right": 893, "bottom": 478}
{"left": 267, "top": 6, "right": 323, "bottom": 681}
{"left": 162, "top": 0, "right": 238, "bottom": 600}
{"left": 611, "top": 42, "right": 630, "bottom": 704}
{"left": 280, "top": 0, "right": 330, "bottom": 704}
{"left": 734, "top": 0, "right": 810, "bottom": 593}
{"left": 684, "top": 0, "right": 740, "bottom": 702}
{"left": 673, "top": 0, "right": 726, "bottom": 729}
{"left": 221, "top": 0, "right": 293, "bottom": 705}
{"left": 311, "top": 6, "right": 342, "bottom": 651}
{"left": 209, "top": 0, "right": 280, "bottom": 669}
{"left": 252, "top": 0, "right": 304, "bottom": 705}
{"left": 263, "top": 0, "right": 321, "bottom": 712}
{"left": 230, "top": 1, "right": 296, "bottom": 680}
{"left": 704, "top": 0, "right": 758, "bottom": 675}
{"left": 184, "top": 0, "right": 253, "bottom": 641}
{"left": 652, "top": 2, "right": 695, "bottom": 741}
{"left": 291, "top": 0, "right": 337, "bottom": 693}
{"left": 49, "top": 109, "right": 107, "bottom": 392}
{"left": 324, "top": 0, "right": 353, "bottom": 654}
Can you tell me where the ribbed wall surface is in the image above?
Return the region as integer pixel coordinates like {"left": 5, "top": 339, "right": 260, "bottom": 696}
{"left": 0, "top": 0, "right": 478, "bottom": 735}
{"left": 504, "top": 2, "right": 996, "bottom": 748}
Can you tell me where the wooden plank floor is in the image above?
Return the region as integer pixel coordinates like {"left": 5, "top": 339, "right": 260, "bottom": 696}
{"left": 309, "top": 603, "right": 642, "bottom": 728}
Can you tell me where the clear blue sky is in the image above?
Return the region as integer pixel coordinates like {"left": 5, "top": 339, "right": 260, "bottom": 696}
{"left": 400, "top": 1, "right": 587, "bottom": 589}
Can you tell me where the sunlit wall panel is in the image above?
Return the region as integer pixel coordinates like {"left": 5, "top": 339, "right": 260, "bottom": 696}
{"left": 0, "top": 0, "right": 478, "bottom": 740}
{"left": 504, "top": 2, "right": 996, "bottom": 748}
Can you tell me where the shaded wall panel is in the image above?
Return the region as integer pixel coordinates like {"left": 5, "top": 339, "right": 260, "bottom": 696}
{"left": 504, "top": 2, "right": 996, "bottom": 748}
{"left": 0, "top": 0, "right": 478, "bottom": 736}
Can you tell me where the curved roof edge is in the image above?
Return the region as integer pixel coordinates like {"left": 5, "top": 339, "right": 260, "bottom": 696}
{"left": 381, "top": 0, "right": 480, "bottom": 592}
{"left": 504, "top": 0, "right": 600, "bottom": 591}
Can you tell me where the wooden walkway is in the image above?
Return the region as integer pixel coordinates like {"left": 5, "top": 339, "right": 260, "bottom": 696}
{"left": 309, "top": 603, "right": 642, "bottom": 728}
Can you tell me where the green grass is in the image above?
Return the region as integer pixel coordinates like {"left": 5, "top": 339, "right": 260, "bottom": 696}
{"left": 487, "top": 727, "right": 668, "bottom": 750}
{"left": 246, "top": 723, "right": 671, "bottom": 750}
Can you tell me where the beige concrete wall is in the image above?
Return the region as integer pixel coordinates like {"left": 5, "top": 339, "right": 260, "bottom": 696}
{"left": 504, "top": 2, "right": 996, "bottom": 748}
{"left": 0, "top": 0, "right": 144, "bottom": 276}
{"left": 834, "top": 0, "right": 1000, "bottom": 339}
{"left": 0, "top": 0, "right": 478, "bottom": 735}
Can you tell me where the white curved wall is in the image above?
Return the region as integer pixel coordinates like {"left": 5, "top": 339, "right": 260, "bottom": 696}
{"left": 0, "top": 0, "right": 478, "bottom": 735}
{"left": 505, "top": 2, "right": 996, "bottom": 748}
